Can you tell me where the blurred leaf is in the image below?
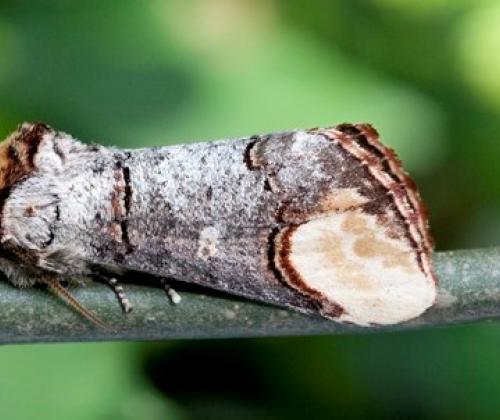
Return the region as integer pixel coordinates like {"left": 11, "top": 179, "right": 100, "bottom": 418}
{"left": 0, "top": 1, "right": 194, "bottom": 145}
{"left": 456, "top": 2, "right": 500, "bottom": 110}
{"left": 0, "top": 343, "right": 182, "bottom": 420}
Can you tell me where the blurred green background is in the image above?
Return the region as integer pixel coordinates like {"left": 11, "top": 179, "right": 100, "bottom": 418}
{"left": 1, "top": 0, "right": 500, "bottom": 418}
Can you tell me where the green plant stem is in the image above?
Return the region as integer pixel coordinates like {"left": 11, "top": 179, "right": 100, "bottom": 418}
{"left": 1, "top": 248, "right": 499, "bottom": 344}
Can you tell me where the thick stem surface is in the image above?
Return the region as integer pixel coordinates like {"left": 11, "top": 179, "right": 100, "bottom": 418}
{"left": 0, "top": 248, "right": 498, "bottom": 344}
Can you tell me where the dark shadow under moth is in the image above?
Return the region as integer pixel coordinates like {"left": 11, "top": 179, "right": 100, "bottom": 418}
{"left": 0, "top": 122, "right": 436, "bottom": 328}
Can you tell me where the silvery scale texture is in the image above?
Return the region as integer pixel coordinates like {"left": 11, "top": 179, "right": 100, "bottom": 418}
{"left": 0, "top": 122, "right": 435, "bottom": 330}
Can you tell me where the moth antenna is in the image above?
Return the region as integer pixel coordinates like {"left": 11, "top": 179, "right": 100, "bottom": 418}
{"left": 105, "top": 277, "right": 133, "bottom": 313}
{"left": 43, "top": 278, "right": 110, "bottom": 330}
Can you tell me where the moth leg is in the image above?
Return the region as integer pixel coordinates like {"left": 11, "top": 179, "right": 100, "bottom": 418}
{"left": 105, "top": 277, "right": 133, "bottom": 313}
{"left": 160, "top": 278, "right": 182, "bottom": 304}
{"left": 41, "top": 276, "right": 109, "bottom": 330}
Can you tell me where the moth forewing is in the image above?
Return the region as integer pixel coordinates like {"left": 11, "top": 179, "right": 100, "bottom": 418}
{"left": 0, "top": 122, "right": 436, "bottom": 327}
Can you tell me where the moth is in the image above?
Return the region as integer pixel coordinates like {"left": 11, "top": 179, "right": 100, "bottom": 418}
{"left": 0, "top": 122, "right": 436, "bottom": 327}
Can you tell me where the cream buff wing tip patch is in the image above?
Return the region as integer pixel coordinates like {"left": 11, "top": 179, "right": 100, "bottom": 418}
{"left": 275, "top": 210, "right": 436, "bottom": 326}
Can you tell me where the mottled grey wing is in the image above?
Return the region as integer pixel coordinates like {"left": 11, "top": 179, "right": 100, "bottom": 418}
{"left": 0, "top": 123, "right": 436, "bottom": 326}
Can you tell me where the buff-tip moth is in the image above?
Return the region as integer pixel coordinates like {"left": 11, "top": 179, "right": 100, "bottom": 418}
{"left": 0, "top": 122, "right": 436, "bottom": 327}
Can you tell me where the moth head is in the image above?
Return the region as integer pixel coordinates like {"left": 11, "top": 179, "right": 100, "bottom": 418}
{"left": 0, "top": 122, "right": 52, "bottom": 191}
{"left": 0, "top": 122, "right": 56, "bottom": 252}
